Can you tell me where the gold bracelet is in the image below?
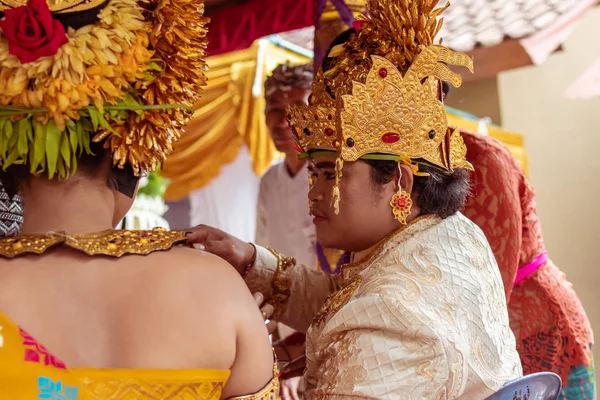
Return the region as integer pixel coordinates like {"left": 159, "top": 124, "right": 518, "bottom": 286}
{"left": 266, "top": 247, "right": 296, "bottom": 316}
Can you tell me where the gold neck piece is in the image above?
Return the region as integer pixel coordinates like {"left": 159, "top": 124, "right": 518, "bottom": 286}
{"left": 0, "top": 228, "right": 187, "bottom": 258}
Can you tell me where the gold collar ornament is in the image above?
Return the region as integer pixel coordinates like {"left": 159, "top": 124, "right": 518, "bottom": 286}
{"left": 288, "top": 0, "right": 474, "bottom": 214}
{"left": 0, "top": 228, "right": 187, "bottom": 258}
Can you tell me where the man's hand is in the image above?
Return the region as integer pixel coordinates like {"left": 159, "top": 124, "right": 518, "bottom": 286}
{"left": 280, "top": 377, "right": 301, "bottom": 400}
{"left": 186, "top": 225, "right": 256, "bottom": 275}
{"left": 254, "top": 293, "right": 277, "bottom": 335}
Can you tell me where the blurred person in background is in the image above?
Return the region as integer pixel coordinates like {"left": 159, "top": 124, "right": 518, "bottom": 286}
{"left": 461, "top": 129, "right": 595, "bottom": 400}
{"left": 259, "top": 62, "right": 348, "bottom": 400}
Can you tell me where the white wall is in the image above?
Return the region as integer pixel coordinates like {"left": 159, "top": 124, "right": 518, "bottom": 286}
{"left": 499, "top": 7, "right": 600, "bottom": 362}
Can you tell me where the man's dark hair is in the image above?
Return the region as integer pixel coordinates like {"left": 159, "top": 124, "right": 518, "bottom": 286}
{"left": 364, "top": 159, "right": 470, "bottom": 219}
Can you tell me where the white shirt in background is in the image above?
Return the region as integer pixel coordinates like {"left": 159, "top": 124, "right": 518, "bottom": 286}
{"left": 255, "top": 161, "right": 316, "bottom": 268}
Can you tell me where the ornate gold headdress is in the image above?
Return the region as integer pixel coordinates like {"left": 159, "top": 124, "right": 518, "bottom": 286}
{"left": 288, "top": 0, "right": 474, "bottom": 213}
{"left": 0, "top": 0, "right": 208, "bottom": 179}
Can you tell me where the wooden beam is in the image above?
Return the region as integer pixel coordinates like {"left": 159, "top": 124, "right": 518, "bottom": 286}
{"left": 459, "top": 39, "right": 533, "bottom": 82}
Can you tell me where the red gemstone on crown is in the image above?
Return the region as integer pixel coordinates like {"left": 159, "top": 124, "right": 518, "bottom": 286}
{"left": 379, "top": 68, "right": 388, "bottom": 78}
{"left": 325, "top": 128, "right": 335, "bottom": 136}
{"left": 382, "top": 132, "right": 400, "bottom": 143}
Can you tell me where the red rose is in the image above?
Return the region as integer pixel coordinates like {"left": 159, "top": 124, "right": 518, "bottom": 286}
{"left": 0, "top": 0, "right": 68, "bottom": 64}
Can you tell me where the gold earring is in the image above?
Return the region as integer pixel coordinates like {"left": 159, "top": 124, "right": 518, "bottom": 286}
{"left": 390, "top": 189, "right": 412, "bottom": 225}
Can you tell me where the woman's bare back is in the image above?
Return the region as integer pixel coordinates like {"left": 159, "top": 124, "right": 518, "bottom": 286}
{"left": 0, "top": 244, "right": 274, "bottom": 397}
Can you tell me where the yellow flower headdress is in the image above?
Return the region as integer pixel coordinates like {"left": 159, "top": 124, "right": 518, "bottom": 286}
{"left": 0, "top": 0, "right": 208, "bottom": 179}
{"left": 288, "top": 0, "right": 474, "bottom": 214}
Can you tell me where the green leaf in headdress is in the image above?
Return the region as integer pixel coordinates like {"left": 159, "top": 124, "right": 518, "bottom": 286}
{"left": 4, "top": 119, "right": 13, "bottom": 141}
{"left": 0, "top": 118, "right": 8, "bottom": 159}
{"left": 32, "top": 120, "right": 47, "bottom": 174}
{"left": 78, "top": 119, "right": 93, "bottom": 155}
{"left": 46, "top": 120, "right": 61, "bottom": 179}
{"left": 16, "top": 119, "right": 30, "bottom": 158}
{"left": 60, "top": 131, "right": 71, "bottom": 169}
{"left": 67, "top": 120, "right": 79, "bottom": 153}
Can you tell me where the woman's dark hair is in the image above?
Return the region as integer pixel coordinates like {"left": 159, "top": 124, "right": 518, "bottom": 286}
{"left": 364, "top": 159, "right": 470, "bottom": 219}
{"left": 0, "top": 141, "right": 139, "bottom": 198}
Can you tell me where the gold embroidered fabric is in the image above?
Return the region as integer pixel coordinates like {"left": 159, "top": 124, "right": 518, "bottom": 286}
{"left": 264, "top": 247, "right": 296, "bottom": 315}
{"left": 247, "top": 246, "right": 341, "bottom": 333}
{"left": 251, "top": 214, "right": 523, "bottom": 398}
{"left": 74, "top": 370, "right": 230, "bottom": 400}
{"left": 0, "top": 228, "right": 187, "bottom": 258}
{"left": 75, "top": 365, "right": 279, "bottom": 400}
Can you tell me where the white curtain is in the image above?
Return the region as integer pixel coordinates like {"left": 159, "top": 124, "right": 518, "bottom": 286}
{"left": 188, "top": 145, "right": 260, "bottom": 243}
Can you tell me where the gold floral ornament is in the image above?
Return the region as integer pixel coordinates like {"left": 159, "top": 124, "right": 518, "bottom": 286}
{"left": 288, "top": 0, "right": 474, "bottom": 214}
{"left": 0, "top": 0, "right": 209, "bottom": 179}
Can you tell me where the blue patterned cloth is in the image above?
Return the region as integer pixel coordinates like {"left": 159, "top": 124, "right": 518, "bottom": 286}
{"left": 560, "top": 350, "right": 596, "bottom": 400}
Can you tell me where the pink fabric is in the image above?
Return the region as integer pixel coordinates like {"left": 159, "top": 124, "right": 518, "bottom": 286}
{"left": 513, "top": 251, "right": 548, "bottom": 288}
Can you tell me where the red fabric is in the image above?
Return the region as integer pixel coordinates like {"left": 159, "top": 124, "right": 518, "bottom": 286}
{"left": 0, "top": 0, "right": 68, "bottom": 64}
{"left": 461, "top": 131, "right": 594, "bottom": 384}
{"left": 206, "top": 0, "right": 313, "bottom": 56}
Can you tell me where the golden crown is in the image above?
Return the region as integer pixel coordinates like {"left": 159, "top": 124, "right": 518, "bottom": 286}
{"left": 289, "top": 0, "right": 474, "bottom": 173}
{"left": 290, "top": 46, "right": 474, "bottom": 172}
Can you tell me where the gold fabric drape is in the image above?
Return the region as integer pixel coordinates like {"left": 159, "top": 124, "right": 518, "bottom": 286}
{"left": 162, "top": 41, "right": 310, "bottom": 200}
{"left": 447, "top": 113, "right": 529, "bottom": 176}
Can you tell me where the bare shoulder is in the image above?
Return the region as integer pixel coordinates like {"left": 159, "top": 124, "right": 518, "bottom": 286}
{"left": 139, "top": 246, "right": 251, "bottom": 302}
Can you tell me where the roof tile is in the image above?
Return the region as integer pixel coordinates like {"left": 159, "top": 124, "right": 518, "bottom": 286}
{"left": 439, "top": 0, "right": 586, "bottom": 51}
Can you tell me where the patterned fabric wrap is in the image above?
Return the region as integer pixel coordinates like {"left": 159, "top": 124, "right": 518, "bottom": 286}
{"left": 0, "top": 310, "right": 232, "bottom": 399}
{"left": 0, "top": 180, "right": 22, "bottom": 238}
{"left": 461, "top": 130, "right": 595, "bottom": 397}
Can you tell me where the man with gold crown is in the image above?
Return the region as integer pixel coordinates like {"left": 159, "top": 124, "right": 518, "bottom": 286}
{"left": 188, "top": 0, "right": 523, "bottom": 397}
{"left": 0, "top": 0, "right": 280, "bottom": 398}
